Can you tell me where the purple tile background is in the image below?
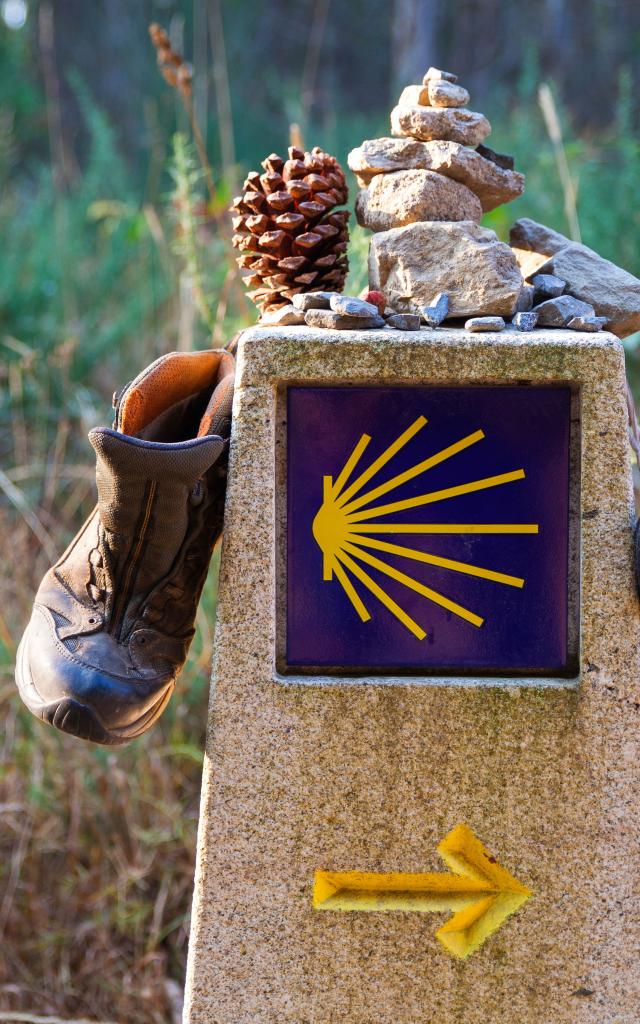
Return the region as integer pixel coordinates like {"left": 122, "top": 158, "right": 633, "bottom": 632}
{"left": 285, "top": 385, "right": 573, "bottom": 675}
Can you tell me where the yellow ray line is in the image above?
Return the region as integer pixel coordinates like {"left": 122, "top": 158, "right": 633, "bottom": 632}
{"left": 346, "top": 470, "right": 526, "bottom": 523}
{"left": 331, "top": 558, "right": 371, "bottom": 622}
{"left": 347, "top": 523, "right": 540, "bottom": 535}
{"left": 341, "top": 430, "right": 485, "bottom": 516}
{"left": 331, "top": 433, "right": 372, "bottom": 501}
{"left": 335, "top": 416, "right": 428, "bottom": 509}
{"left": 336, "top": 550, "right": 427, "bottom": 640}
{"left": 341, "top": 541, "right": 484, "bottom": 628}
{"left": 347, "top": 535, "right": 525, "bottom": 588}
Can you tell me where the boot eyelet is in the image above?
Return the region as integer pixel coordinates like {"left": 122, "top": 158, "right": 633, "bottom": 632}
{"left": 190, "top": 480, "right": 204, "bottom": 506}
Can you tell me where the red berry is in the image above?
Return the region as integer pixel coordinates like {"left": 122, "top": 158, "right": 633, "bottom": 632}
{"left": 364, "top": 290, "right": 386, "bottom": 314}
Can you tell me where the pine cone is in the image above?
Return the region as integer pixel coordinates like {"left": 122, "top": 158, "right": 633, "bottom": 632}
{"left": 231, "top": 146, "right": 350, "bottom": 314}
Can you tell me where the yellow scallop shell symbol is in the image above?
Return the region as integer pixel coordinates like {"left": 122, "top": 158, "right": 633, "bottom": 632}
{"left": 312, "top": 415, "right": 539, "bottom": 639}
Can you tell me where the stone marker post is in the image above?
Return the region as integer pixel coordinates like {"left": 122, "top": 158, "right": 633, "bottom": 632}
{"left": 184, "top": 325, "right": 639, "bottom": 1024}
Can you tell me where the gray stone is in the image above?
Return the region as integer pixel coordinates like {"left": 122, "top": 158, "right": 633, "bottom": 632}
{"left": 512, "top": 216, "right": 640, "bottom": 327}
{"left": 355, "top": 169, "right": 482, "bottom": 231}
{"left": 567, "top": 315, "right": 607, "bottom": 332}
{"left": 427, "top": 80, "right": 470, "bottom": 108}
{"left": 292, "top": 291, "right": 339, "bottom": 311}
{"left": 476, "top": 144, "right": 515, "bottom": 171}
{"left": 532, "top": 273, "right": 566, "bottom": 301}
{"left": 260, "top": 304, "right": 305, "bottom": 326}
{"left": 330, "top": 294, "right": 380, "bottom": 318}
{"left": 304, "top": 308, "right": 385, "bottom": 330}
{"left": 421, "top": 292, "right": 449, "bottom": 326}
{"left": 348, "top": 138, "right": 524, "bottom": 212}
{"left": 515, "top": 284, "right": 535, "bottom": 312}
{"left": 509, "top": 217, "right": 574, "bottom": 255}
{"left": 398, "top": 84, "right": 430, "bottom": 107}
{"left": 538, "top": 240, "right": 640, "bottom": 337}
{"left": 465, "top": 316, "right": 506, "bottom": 332}
{"left": 390, "top": 105, "right": 491, "bottom": 147}
{"left": 423, "top": 66, "right": 458, "bottom": 83}
{"left": 385, "top": 313, "right": 422, "bottom": 331}
{"left": 534, "top": 294, "right": 595, "bottom": 327}
{"left": 512, "top": 311, "right": 539, "bottom": 331}
{"left": 369, "top": 221, "right": 523, "bottom": 319}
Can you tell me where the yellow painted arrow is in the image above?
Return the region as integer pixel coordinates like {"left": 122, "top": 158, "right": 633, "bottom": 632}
{"left": 313, "top": 823, "right": 532, "bottom": 959}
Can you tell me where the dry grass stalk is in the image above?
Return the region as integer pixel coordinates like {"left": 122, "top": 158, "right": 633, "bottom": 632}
{"left": 149, "top": 23, "right": 216, "bottom": 208}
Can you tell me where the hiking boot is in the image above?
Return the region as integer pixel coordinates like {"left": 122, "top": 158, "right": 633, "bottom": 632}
{"left": 15, "top": 349, "right": 235, "bottom": 745}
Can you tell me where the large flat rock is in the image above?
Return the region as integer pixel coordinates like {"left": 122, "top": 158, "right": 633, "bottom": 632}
{"left": 369, "top": 220, "right": 523, "bottom": 317}
{"left": 349, "top": 137, "right": 524, "bottom": 212}
{"left": 510, "top": 218, "right": 640, "bottom": 337}
{"left": 355, "top": 169, "right": 482, "bottom": 231}
{"left": 391, "top": 104, "right": 491, "bottom": 146}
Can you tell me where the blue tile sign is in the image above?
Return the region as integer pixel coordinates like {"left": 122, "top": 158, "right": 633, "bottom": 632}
{"left": 285, "top": 386, "right": 574, "bottom": 676}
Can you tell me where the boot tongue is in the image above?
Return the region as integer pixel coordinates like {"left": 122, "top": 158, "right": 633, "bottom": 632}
{"left": 89, "top": 428, "right": 224, "bottom": 491}
{"left": 88, "top": 429, "right": 224, "bottom": 594}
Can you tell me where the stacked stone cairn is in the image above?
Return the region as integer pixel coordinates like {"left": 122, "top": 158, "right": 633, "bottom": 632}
{"left": 260, "top": 68, "right": 640, "bottom": 336}
{"left": 348, "top": 66, "right": 531, "bottom": 331}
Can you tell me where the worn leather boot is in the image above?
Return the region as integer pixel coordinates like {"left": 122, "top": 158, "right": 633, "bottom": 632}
{"left": 15, "top": 349, "right": 235, "bottom": 745}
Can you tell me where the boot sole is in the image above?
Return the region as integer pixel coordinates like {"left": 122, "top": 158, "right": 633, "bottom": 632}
{"left": 15, "top": 634, "right": 174, "bottom": 746}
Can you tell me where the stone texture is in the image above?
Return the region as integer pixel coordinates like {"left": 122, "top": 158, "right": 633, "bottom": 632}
{"left": 515, "top": 283, "right": 535, "bottom": 312}
{"left": 427, "top": 80, "right": 470, "bottom": 107}
{"left": 534, "top": 295, "right": 595, "bottom": 327}
{"left": 185, "top": 324, "right": 639, "bottom": 1024}
{"left": 398, "top": 84, "right": 430, "bottom": 107}
{"left": 476, "top": 143, "right": 515, "bottom": 170}
{"left": 304, "top": 308, "right": 384, "bottom": 330}
{"left": 292, "top": 291, "right": 338, "bottom": 311}
{"left": 513, "top": 310, "right": 539, "bottom": 331}
{"left": 532, "top": 273, "right": 566, "bottom": 301}
{"left": 260, "top": 304, "right": 305, "bottom": 326}
{"left": 385, "top": 312, "right": 421, "bottom": 330}
{"left": 512, "top": 246, "right": 551, "bottom": 281}
{"left": 510, "top": 217, "right": 575, "bottom": 255}
{"left": 421, "top": 291, "right": 449, "bottom": 326}
{"left": 390, "top": 104, "right": 491, "bottom": 146}
{"left": 369, "top": 221, "right": 523, "bottom": 318}
{"left": 568, "top": 315, "right": 607, "bottom": 332}
{"left": 465, "top": 315, "right": 505, "bottom": 332}
{"left": 511, "top": 218, "right": 640, "bottom": 337}
{"left": 330, "top": 294, "right": 379, "bottom": 318}
{"left": 423, "top": 66, "right": 457, "bottom": 83}
{"left": 348, "top": 138, "right": 524, "bottom": 211}
{"left": 356, "top": 169, "right": 482, "bottom": 231}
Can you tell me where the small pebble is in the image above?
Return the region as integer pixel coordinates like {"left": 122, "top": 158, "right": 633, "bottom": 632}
{"left": 423, "top": 67, "right": 458, "bottom": 84}
{"left": 534, "top": 295, "right": 594, "bottom": 327}
{"left": 260, "top": 304, "right": 305, "bottom": 326}
{"left": 427, "top": 80, "right": 470, "bottom": 108}
{"left": 421, "top": 292, "right": 449, "bottom": 327}
{"left": 330, "top": 294, "right": 380, "bottom": 318}
{"left": 304, "top": 308, "right": 385, "bottom": 330}
{"left": 475, "top": 143, "right": 515, "bottom": 170}
{"left": 515, "top": 284, "right": 535, "bottom": 312}
{"left": 531, "top": 273, "right": 566, "bottom": 301}
{"left": 513, "top": 311, "right": 538, "bottom": 332}
{"left": 465, "top": 316, "right": 506, "bottom": 332}
{"left": 292, "top": 291, "right": 338, "bottom": 311}
{"left": 567, "top": 315, "right": 607, "bottom": 333}
{"left": 386, "top": 313, "right": 421, "bottom": 331}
